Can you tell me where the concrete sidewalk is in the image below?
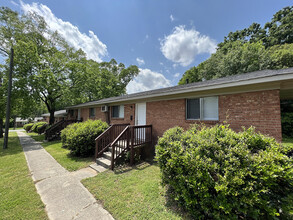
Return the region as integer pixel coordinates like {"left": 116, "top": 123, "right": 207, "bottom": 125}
{"left": 17, "top": 131, "right": 114, "bottom": 220}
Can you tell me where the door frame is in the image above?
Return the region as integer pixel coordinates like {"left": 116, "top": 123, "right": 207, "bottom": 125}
{"left": 135, "top": 102, "right": 146, "bottom": 125}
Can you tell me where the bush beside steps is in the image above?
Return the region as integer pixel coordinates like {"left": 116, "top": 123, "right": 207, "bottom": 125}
{"left": 156, "top": 124, "right": 293, "bottom": 219}
{"left": 61, "top": 120, "right": 108, "bottom": 157}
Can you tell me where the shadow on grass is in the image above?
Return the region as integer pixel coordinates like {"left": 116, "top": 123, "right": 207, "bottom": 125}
{"left": 66, "top": 152, "right": 95, "bottom": 162}
{"left": 0, "top": 135, "right": 23, "bottom": 156}
{"left": 163, "top": 187, "right": 192, "bottom": 219}
{"left": 114, "top": 160, "right": 153, "bottom": 175}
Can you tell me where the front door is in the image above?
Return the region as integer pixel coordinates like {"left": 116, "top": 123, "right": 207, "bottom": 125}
{"left": 136, "top": 103, "right": 146, "bottom": 125}
{"left": 135, "top": 103, "right": 146, "bottom": 141}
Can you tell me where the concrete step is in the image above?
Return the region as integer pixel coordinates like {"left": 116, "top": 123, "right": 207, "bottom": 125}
{"left": 89, "top": 163, "right": 107, "bottom": 173}
{"left": 103, "top": 151, "right": 112, "bottom": 160}
{"left": 96, "top": 156, "right": 111, "bottom": 168}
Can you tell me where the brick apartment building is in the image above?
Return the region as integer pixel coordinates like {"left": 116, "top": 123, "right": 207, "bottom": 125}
{"left": 65, "top": 68, "right": 293, "bottom": 143}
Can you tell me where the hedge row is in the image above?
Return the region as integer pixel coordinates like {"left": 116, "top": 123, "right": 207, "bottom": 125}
{"left": 61, "top": 120, "right": 108, "bottom": 156}
{"left": 23, "top": 122, "right": 48, "bottom": 134}
{"left": 156, "top": 124, "right": 293, "bottom": 219}
{"left": 23, "top": 123, "right": 34, "bottom": 132}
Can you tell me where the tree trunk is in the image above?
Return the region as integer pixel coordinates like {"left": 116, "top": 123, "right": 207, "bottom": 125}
{"left": 49, "top": 109, "right": 55, "bottom": 125}
{"left": 0, "top": 118, "right": 3, "bottom": 138}
{"left": 13, "top": 116, "right": 16, "bottom": 130}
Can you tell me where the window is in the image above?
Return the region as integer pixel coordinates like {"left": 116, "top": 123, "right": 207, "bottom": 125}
{"left": 187, "top": 98, "right": 200, "bottom": 119}
{"left": 89, "top": 108, "right": 95, "bottom": 117}
{"left": 112, "top": 105, "right": 124, "bottom": 118}
{"left": 186, "top": 96, "right": 218, "bottom": 120}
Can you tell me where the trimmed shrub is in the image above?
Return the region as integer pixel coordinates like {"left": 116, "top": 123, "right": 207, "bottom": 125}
{"left": 156, "top": 124, "right": 293, "bottom": 219}
{"left": 61, "top": 120, "right": 108, "bottom": 156}
{"left": 31, "top": 122, "right": 48, "bottom": 133}
{"left": 37, "top": 123, "right": 48, "bottom": 134}
{"left": 23, "top": 123, "right": 34, "bottom": 132}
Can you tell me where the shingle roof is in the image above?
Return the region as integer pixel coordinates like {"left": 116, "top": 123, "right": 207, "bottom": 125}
{"left": 42, "top": 110, "right": 67, "bottom": 117}
{"left": 67, "top": 68, "right": 293, "bottom": 109}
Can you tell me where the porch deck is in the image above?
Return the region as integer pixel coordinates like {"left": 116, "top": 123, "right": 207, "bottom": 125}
{"left": 95, "top": 124, "right": 152, "bottom": 170}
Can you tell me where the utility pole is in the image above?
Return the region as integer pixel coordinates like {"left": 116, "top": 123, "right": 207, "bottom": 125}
{"left": 3, "top": 48, "right": 14, "bottom": 149}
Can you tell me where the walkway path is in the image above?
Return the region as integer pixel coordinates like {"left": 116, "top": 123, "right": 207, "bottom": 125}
{"left": 17, "top": 131, "right": 114, "bottom": 220}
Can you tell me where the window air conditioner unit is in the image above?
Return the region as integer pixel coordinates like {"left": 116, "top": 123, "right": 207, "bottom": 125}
{"left": 101, "top": 105, "right": 108, "bottom": 112}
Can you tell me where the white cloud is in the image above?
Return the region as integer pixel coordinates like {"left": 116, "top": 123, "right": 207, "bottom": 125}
{"left": 174, "top": 73, "right": 180, "bottom": 78}
{"left": 160, "top": 25, "right": 217, "bottom": 66}
{"left": 142, "top": 34, "right": 149, "bottom": 43}
{"left": 170, "top": 14, "right": 175, "bottom": 22}
{"left": 126, "top": 68, "right": 172, "bottom": 94}
{"left": 20, "top": 1, "right": 107, "bottom": 62}
{"left": 136, "top": 57, "right": 145, "bottom": 66}
{"left": 11, "top": 1, "right": 19, "bottom": 6}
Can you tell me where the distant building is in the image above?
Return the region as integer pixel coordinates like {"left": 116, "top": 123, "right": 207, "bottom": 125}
{"left": 42, "top": 110, "right": 67, "bottom": 123}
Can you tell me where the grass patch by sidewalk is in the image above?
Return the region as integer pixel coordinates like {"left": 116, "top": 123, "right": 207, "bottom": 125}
{"left": 82, "top": 162, "right": 189, "bottom": 220}
{"left": 27, "top": 132, "right": 45, "bottom": 142}
{"left": 0, "top": 132, "right": 48, "bottom": 219}
{"left": 27, "top": 132, "right": 94, "bottom": 171}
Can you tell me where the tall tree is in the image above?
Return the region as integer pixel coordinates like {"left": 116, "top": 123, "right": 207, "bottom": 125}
{"left": 179, "top": 6, "right": 293, "bottom": 84}
{"left": 0, "top": 7, "right": 139, "bottom": 125}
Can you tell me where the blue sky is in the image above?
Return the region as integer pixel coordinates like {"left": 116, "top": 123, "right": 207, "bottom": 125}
{"left": 2, "top": 0, "right": 293, "bottom": 93}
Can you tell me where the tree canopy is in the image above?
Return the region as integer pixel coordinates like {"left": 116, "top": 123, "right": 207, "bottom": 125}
{"left": 0, "top": 7, "right": 139, "bottom": 125}
{"left": 179, "top": 6, "right": 293, "bottom": 85}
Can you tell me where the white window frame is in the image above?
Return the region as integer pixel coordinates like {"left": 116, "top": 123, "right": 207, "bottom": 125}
{"left": 186, "top": 96, "right": 219, "bottom": 120}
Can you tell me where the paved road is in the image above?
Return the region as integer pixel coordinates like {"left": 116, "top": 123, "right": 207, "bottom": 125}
{"left": 17, "top": 131, "right": 114, "bottom": 220}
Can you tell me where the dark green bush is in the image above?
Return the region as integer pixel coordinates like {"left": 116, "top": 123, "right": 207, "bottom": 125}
{"left": 61, "top": 120, "right": 108, "bottom": 156}
{"left": 31, "top": 122, "right": 47, "bottom": 133}
{"left": 156, "top": 124, "right": 293, "bottom": 219}
{"left": 37, "top": 123, "right": 48, "bottom": 134}
{"left": 23, "top": 123, "right": 34, "bottom": 132}
{"left": 282, "top": 112, "right": 293, "bottom": 137}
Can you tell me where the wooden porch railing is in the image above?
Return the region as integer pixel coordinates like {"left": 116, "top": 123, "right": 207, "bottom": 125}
{"left": 95, "top": 124, "right": 152, "bottom": 170}
{"left": 95, "top": 124, "right": 129, "bottom": 159}
{"left": 45, "top": 119, "right": 77, "bottom": 141}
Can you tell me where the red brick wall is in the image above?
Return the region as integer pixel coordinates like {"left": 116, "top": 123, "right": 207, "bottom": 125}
{"left": 77, "top": 104, "right": 135, "bottom": 125}
{"left": 146, "top": 90, "right": 282, "bottom": 142}
{"left": 146, "top": 99, "right": 218, "bottom": 141}
{"left": 79, "top": 107, "right": 108, "bottom": 122}
{"left": 219, "top": 90, "right": 282, "bottom": 142}
{"left": 80, "top": 108, "right": 89, "bottom": 121}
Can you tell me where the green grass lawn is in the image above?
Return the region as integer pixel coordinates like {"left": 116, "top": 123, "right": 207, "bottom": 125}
{"left": 27, "top": 132, "right": 94, "bottom": 171}
{"left": 26, "top": 132, "right": 45, "bottom": 142}
{"left": 0, "top": 132, "right": 48, "bottom": 219}
{"left": 282, "top": 137, "right": 293, "bottom": 147}
{"left": 82, "top": 162, "right": 189, "bottom": 220}
{"left": 9, "top": 127, "right": 25, "bottom": 130}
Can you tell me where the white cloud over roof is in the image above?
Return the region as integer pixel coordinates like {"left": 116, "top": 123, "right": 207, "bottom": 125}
{"left": 160, "top": 25, "right": 217, "bottom": 66}
{"left": 20, "top": 1, "right": 107, "bottom": 62}
{"left": 126, "top": 68, "right": 172, "bottom": 94}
